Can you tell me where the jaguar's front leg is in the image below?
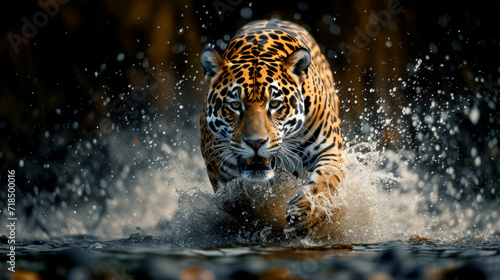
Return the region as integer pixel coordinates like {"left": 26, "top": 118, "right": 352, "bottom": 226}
{"left": 286, "top": 159, "right": 345, "bottom": 238}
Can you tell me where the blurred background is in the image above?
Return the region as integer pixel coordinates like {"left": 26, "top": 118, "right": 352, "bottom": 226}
{"left": 1, "top": 0, "right": 499, "bottom": 237}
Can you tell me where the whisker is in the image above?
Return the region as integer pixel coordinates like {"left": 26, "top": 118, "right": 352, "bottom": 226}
{"left": 217, "top": 152, "right": 239, "bottom": 167}
{"left": 281, "top": 141, "right": 307, "bottom": 158}
{"left": 281, "top": 149, "right": 298, "bottom": 166}
{"left": 278, "top": 144, "right": 303, "bottom": 172}
{"left": 204, "top": 133, "right": 234, "bottom": 166}
{"left": 296, "top": 125, "right": 318, "bottom": 144}
{"left": 277, "top": 153, "right": 293, "bottom": 170}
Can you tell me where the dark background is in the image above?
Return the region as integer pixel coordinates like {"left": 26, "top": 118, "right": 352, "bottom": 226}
{"left": 1, "top": 0, "right": 499, "bottom": 235}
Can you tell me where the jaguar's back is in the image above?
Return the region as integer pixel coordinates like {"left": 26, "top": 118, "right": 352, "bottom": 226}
{"left": 235, "top": 19, "right": 338, "bottom": 111}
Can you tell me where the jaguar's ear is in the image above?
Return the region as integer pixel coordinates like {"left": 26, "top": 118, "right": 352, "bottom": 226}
{"left": 284, "top": 48, "right": 311, "bottom": 83}
{"left": 201, "top": 48, "right": 225, "bottom": 83}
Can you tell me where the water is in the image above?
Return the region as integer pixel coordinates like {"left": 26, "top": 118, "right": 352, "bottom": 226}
{"left": 3, "top": 237, "right": 500, "bottom": 279}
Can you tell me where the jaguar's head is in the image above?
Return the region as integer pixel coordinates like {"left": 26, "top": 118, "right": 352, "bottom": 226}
{"left": 201, "top": 37, "right": 310, "bottom": 182}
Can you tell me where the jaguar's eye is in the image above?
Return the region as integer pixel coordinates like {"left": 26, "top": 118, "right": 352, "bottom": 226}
{"left": 229, "top": 101, "right": 241, "bottom": 110}
{"left": 269, "top": 100, "right": 282, "bottom": 110}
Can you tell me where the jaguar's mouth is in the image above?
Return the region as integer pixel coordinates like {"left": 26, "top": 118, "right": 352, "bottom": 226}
{"left": 240, "top": 156, "right": 276, "bottom": 182}
{"left": 243, "top": 156, "right": 273, "bottom": 171}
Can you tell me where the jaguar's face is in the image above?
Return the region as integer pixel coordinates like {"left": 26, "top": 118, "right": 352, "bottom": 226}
{"left": 201, "top": 47, "right": 311, "bottom": 182}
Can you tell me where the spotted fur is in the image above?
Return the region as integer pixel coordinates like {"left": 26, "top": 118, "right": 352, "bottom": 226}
{"left": 200, "top": 19, "right": 344, "bottom": 237}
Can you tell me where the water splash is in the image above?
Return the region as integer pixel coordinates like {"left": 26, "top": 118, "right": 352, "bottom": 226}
{"left": 14, "top": 124, "right": 500, "bottom": 247}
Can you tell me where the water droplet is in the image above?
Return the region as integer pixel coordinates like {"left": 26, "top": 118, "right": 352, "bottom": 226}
{"left": 240, "top": 7, "right": 252, "bottom": 19}
{"left": 469, "top": 106, "right": 480, "bottom": 124}
{"left": 117, "top": 53, "right": 125, "bottom": 62}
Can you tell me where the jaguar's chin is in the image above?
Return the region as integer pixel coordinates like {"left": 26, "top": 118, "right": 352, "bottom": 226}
{"left": 240, "top": 156, "right": 276, "bottom": 182}
{"left": 241, "top": 170, "right": 275, "bottom": 182}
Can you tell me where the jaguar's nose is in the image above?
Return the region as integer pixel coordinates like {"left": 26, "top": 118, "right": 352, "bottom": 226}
{"left": 243, "top": 137, "right": 268, "bottom": 152}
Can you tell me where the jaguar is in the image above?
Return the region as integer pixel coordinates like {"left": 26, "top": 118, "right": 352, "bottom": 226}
{"left": 200, "top": 19, "right": 345, "bottom": 238}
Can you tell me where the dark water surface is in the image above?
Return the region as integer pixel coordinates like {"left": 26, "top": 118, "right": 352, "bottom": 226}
{"left": 1, "top": 235, "right": 499, "bottom": 279}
